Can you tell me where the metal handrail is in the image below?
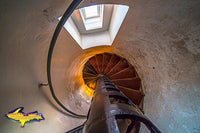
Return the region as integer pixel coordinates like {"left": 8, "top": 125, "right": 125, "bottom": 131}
{"left": 47, "top": 0, "right": 86, "bottom": 118}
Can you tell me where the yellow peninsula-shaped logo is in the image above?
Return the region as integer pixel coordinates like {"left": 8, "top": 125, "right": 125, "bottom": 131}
{"left": 5, "top": 107, "right": 44, "bottom": 127}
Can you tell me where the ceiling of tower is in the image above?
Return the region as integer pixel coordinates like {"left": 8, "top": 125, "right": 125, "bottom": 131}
{"left": 72, "top": 4, "right": 112, "bottom": 34}
{"left": 75, "top": 4, "right": 106, "bottom": 34}
{"left": 59, "top": 4, "right": 129, "bottom": 49}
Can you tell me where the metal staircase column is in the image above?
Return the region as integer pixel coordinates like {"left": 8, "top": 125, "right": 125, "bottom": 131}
{"left": 83, "top": 75, "right": 161, "bottom": 133}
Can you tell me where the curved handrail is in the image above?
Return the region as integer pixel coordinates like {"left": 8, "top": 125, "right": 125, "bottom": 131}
{"left": 47, "top": 0, "right": 87, "bottom": 118}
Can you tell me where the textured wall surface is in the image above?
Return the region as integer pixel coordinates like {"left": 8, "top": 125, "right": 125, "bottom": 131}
{"left": 0, "top": 0, "right": 200, "bottom": 133}
{"left": 0, "top": 0, "right": 87, "bottom": 132}
{"left": 112, "top": 0, "right": 200, "bottom": 132}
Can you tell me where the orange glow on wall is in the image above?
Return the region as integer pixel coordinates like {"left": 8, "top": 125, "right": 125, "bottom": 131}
{"left": 83, "top": 84, "right": 94, "bottom": 97}
{"left": 72, "top": 46, "right": 113, "bottom": 97}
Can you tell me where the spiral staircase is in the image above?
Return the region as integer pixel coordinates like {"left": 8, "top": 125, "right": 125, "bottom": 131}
{"left": 82, "top": 53, "right": 145, "bottom": 112}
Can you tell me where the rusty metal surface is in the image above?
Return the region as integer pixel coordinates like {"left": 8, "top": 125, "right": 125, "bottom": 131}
{"left": 83, "top": 76, "right": 161, "bottom": 133}
{"left": 82, "top": 53, "right": 144, "bottom": 110}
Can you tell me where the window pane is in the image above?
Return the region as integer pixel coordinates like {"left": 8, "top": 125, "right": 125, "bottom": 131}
{"left": 85, "top": 5, "right": 98, "bottom": 18}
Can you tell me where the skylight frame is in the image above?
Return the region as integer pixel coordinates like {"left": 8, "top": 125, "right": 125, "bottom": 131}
{"left": 79, "top": 5, "right": 104, "bottom": 31}
{"left": 84, "top": 5, "right": 99, "bottom": 18}
{"left": 59, "top": 4, "right": 129, "bottom": 49}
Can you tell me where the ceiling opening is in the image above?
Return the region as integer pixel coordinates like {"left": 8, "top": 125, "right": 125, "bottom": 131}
{"left": 58, "top": 4, "right": 129, "bottom": 49}
{"left": 84, "top": 5, "right": 98, "bottom": 18}
{"left": 79, "top": 5, "right": 104, "bottom": 31}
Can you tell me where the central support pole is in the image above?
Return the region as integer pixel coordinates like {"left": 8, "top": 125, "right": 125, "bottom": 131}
{"left": 83, "top": 75, "right": 161, "bottom": 133}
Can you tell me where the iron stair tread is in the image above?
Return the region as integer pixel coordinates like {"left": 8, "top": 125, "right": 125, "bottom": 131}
{"left": 83, "top": 53, "right": 144, "bottom": 111}
{"left": 110, "top": 66, "right": 136, "bottom": 79}
{"left": 83, "top": 72, "right": 97, "bottom": 78}
{"left": 85, "top": 78, "right": 97, "bottom": 85}
{"left": 89, "top": 57, "right": 99, "bottom": 73}
{"left": 106, "top": 59, "right": 129, "bottom": 76}
{"left": 96, "top": 54, "right": 103, "bottom": 73}
{"left": 103, "top": 54, "right": 114, "bottom": 74}
{"left": 104, "top": 54, "right": 121, "bottom": 74}
{"left": 101, "top": 54, "right": 105, "bottom": 74}
{"left": 105, "top": 58, "right": 122, "bottom": 76}
{"left": 94, "top": 55, "right": 101, "bottom": 73}
{"left": 83, "top": 76, "right": 97, "bottom": 80}
{"left": 102, "top": 53, "right": 112, "bottom": 73}
{"left": 84, "top": 61, "right": 98, "bottom": 75}
{"left": 111, "top": 77, "right": 138, "bottom": 81}
{"left": 83, "top": 65, "right": 97, "bottom": 76}
{"left": 112, "top": 78, "right": 141, "bottom": 90}
{"left": 117, "top": 85, "right": 144, "bottom": 94}
{"left": 118, "top": 86, "right": 144, "bottom": 105}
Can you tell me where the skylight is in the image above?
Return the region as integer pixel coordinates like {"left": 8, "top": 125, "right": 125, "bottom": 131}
{"left": 85, "top": 6, "right": 98, "bottom": 18}
{"left": 59, "top": 4, "right": 129, "bottom": 49}
{"left": 79, "top": 5, "right": 104, "bottom": 31}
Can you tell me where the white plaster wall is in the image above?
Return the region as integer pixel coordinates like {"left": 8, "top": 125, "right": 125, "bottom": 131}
{"left": 81, "top": 31, "right": 111, "bottom": 49}
{"left": 0, "top": 0, "right": 87, "bottom": 132}
{"left": 62, "top": 17, "right": 82, "bottom": 48}
{"left": 112, "top": 0, "right": 200, "bottom": 132}
{"left": 0, "top": 0, "right": 199, "bottom": 133}
{"left": 109, "top": 5, "right": 129, "bottom": 43}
